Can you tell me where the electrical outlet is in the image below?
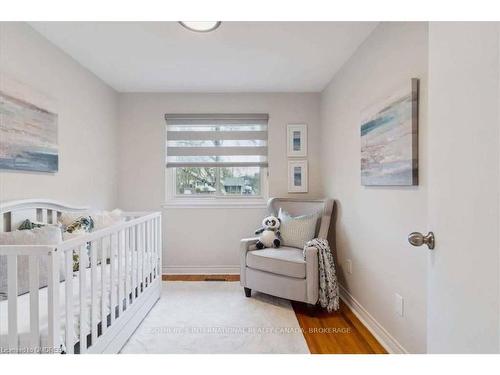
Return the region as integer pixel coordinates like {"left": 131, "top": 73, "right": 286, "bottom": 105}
{"left": 395, "top": 293, "right": 404, "bottom": 317}
{"left": 346, "top": 259, "right": 352, "bottom": 274}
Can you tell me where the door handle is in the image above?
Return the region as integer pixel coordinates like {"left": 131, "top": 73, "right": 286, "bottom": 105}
{"left": 408, "top": 231, "right": 435, "bottom": 250}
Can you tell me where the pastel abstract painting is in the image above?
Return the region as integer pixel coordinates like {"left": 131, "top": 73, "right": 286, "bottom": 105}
{"left": 360, "top": 79, "right": 419, "bottom": 186}
{"left": 0, "top": 91, "right": 58, "bottom": 172}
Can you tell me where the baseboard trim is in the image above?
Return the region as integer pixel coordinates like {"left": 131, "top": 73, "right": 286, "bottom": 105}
{"left": 163, "top": 274, "right": 240, "bottom": 281}
{"left": 339, "top": 285, "right": 408, "bottom": 354}
{"left": 163, "top": 265, "right": 240, "bottom": 275}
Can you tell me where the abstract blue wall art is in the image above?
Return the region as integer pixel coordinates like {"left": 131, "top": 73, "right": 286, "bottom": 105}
{"left": 0, "top": 91, "right": 58, "bottom": 173}
{"left": 361, "top": 78, "right": 419, "bottom": 186}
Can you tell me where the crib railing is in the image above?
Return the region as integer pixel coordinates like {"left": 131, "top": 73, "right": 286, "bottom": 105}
{"left": 0, "top": 211, "right": 161, "bottom": 354}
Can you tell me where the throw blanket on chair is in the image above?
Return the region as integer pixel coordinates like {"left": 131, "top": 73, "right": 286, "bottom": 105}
{"left": 305, "top": 238, "right": 340, "bottom": 312}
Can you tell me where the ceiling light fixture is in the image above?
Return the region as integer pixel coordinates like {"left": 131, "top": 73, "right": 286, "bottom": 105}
{"left": 179, "top": 21, "right": 221, "bottom": 33}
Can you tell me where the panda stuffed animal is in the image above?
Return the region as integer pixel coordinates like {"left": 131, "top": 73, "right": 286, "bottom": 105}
{"left": 254, "top": 215, "right": 282, "bottom": 249}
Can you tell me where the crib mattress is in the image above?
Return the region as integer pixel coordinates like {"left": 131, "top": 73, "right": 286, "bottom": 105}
{"left": 0, "top": 252, "right": 149, "bottom": 353}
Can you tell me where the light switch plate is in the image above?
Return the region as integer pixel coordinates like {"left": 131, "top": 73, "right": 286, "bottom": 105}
{"left": 395, "top": 293, "right": 404, "bottom": 317}
{"left": 346, "top": 259, "right": 352, "bottom": 274}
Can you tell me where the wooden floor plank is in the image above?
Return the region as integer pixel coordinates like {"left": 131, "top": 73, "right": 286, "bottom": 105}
{"left": 292, "top": 300, "right": 387, "bottom": 354}
{"left": 340, "top": 302, "right": 387, "bottom": 354}
{"left": 162, "top": 275, "right": 387, "bottom": 354}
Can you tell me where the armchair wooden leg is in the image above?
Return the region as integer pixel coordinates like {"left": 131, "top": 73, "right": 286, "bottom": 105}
{"left": 306, "top": 303, "right": 317, "bottom": 316}
{"left": 244, "top": 287, "right": 251, "bottom": 297}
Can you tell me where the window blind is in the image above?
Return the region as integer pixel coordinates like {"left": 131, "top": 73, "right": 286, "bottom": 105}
{"left": 165, "top": 113, "right": 269, "bottom": 168}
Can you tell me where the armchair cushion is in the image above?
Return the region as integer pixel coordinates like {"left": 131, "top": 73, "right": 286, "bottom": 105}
{"left": 278, "top": 208, "right": 320, "bottom": 249}
{"left": 246, "top": 247, "right": 306, "bottom": 279}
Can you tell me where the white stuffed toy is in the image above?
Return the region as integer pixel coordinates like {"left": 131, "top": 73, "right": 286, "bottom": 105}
{"left": 254, "top": 215, "right": 282, "bottom": 249}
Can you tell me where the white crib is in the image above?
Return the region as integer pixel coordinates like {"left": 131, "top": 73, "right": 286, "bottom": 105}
{"left": 0, "top": 199, "right": 162, "bottom": 354}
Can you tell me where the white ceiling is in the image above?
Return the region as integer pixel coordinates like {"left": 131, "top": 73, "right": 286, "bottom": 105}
{"left": 29, "top": 22, "right": 377, "bottom": 93}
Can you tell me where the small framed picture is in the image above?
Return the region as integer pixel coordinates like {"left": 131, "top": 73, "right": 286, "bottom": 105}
{"left": 288, "top": 160, "right": 308, "bottom": 193}
{"left": 287, "top": 124, "right": 307, "bottom": 157}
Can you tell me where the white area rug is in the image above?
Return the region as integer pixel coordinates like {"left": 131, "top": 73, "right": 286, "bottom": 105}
{"left": 121, "top": 281, "right": 309, "bottom": 354}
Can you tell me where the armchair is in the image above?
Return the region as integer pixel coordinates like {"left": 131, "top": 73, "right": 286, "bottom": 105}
{"left": 240, "top": 198, "right": 334, "bottom": 306}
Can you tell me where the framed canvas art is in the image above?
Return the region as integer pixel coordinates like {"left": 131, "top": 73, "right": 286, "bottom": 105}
{"left": 288, "top": 160, "right": 308, "bottom": 193}
{"left": 287, "top": 124, "right": 307, "bottom": 157}
{"left": 360, "top": 78, "right": 419, "bottom": 186}
{"left": 0, "top": 90, "right": 59, "bottom": 173}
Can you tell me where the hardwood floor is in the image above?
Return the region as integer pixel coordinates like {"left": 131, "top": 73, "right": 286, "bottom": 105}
{"left": 292, "top": 301, "right": 387, "bottom": 354}
{"left": 162, "top": 274, "right": 386, "bottom": 354}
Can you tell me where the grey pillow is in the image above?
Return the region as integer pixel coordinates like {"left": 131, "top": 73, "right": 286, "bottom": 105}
{"left": 0, "top": 225, "right": 63, "bottom": 300}
{"left": 278, "top": 208, "right": 320, "bottom": 249}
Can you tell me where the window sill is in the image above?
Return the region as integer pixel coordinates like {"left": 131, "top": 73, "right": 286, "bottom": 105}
{"left": 162, "top": 198, "right": 268, "bottom": 209}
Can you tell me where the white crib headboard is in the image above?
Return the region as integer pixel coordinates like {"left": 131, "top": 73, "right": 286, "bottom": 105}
{"left": 0, "top": 199, "right": 88, "bottom": 232}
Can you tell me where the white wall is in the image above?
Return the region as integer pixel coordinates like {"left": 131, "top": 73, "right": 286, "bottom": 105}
{"left": 320, "top": 22, "right": 428, "bottom": 353}
{"left": 0, "top": 22, "right": 118, "bottom": 209}
{"left": 117, "top": 93, "right": 322, "bottom": 274}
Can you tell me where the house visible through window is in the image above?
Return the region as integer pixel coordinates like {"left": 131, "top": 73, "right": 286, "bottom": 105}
{"left": 165, "top": 114, "right": 269, "bottom": 198}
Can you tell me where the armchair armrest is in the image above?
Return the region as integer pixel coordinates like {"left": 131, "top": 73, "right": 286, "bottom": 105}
{"left": 304, "top": 246, "right": 319, "bottom": 305}
{"left": 304, "top": 246, "right": 318, "bottom": 258}
{"left": 240, "top": 237, "right": 259, "bottom": 286}
{"left": 240, "top": 237, "right": 259, "bottom": 252}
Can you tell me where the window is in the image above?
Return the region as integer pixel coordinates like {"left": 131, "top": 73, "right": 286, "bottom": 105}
{"left": 165, "top": 114, "right": 268, "bottom": 200}
{"left": 175, "top": 166, "right": 261, "bottom": 196}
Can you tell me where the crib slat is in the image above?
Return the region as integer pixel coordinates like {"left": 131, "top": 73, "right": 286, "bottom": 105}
{"left": 145, "top": 222, "right": 148, "bottom": 285}
{"left": 117, "top": 230, "right": 124, "bottom": 315}
{"left": 136, "top": 224, "right": 140, "bottom": 296}
{"left": 154, "top": 217, "right": 157, "bottom": 278}
{"left": 154, "top": 217, "right": 158, "bottom": 278}
{"left": 146, "top": 222, "right": 148, "bottom": 282}
{"left": 136, "top": 224, "right": 140, "bottom": 295}
{"left": 7, "top": 255, "right": 18, "bottom": 352}
{"left": 140, "top": 223, "right": 144, "bottom": 293}
{"left": 149, "top": 219, "right": 156, "bottom": 281}
{"left": 149, "top": 219, "right": 153, "bottom": 281}
{"left": 65, "top": 250, "right": 74, "bottom": 354}
{"left": 100, "top": 238, "right": 107, "bottom": 335}
{"left": 144, "top": 221, "right": 147, "bottom": 286}
{"left": 143, "top": 222, "right": 146, "bottom": 288}
{"left": 110, "top": 235, "right": 116, "bottom": 324}
{"left": 149, "top": 219, "right": 154, "bottom": 282}
{"left": 149, "top": 220, "right": 153, "bottom": 282}
{"left": 79, "top": 245, "right": 87, "bottom": 353}
{"left": 131, "top": 226, "right": 136, "bottom": 302}
{"left": 135, "top": 224, "right": 139, "bottom": 297}
{"left": 136, "top": 224, "right": 142, "bottom": 297}
{"left": 28, "top": 256, "right": 40, "bottom": 350}
{"left": 47, "top": 250, "right": 60, "bottom": 353}
{"left": 90, "top": 241, "right": 98, "bottom": 345}
{"left": 158, "top": 215, "right": 162, "bottom": 278}
{"left": 145, "top": 222, "right": 149, "bottom": 284}
{"left": 155, "top": 217, "right": 158, "bottom": 278}
{"left": 150, "top": 220, "right": 153, "bottom": 282}
{"left": 124, "top": 228, "right": 129, "bottom": 310}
